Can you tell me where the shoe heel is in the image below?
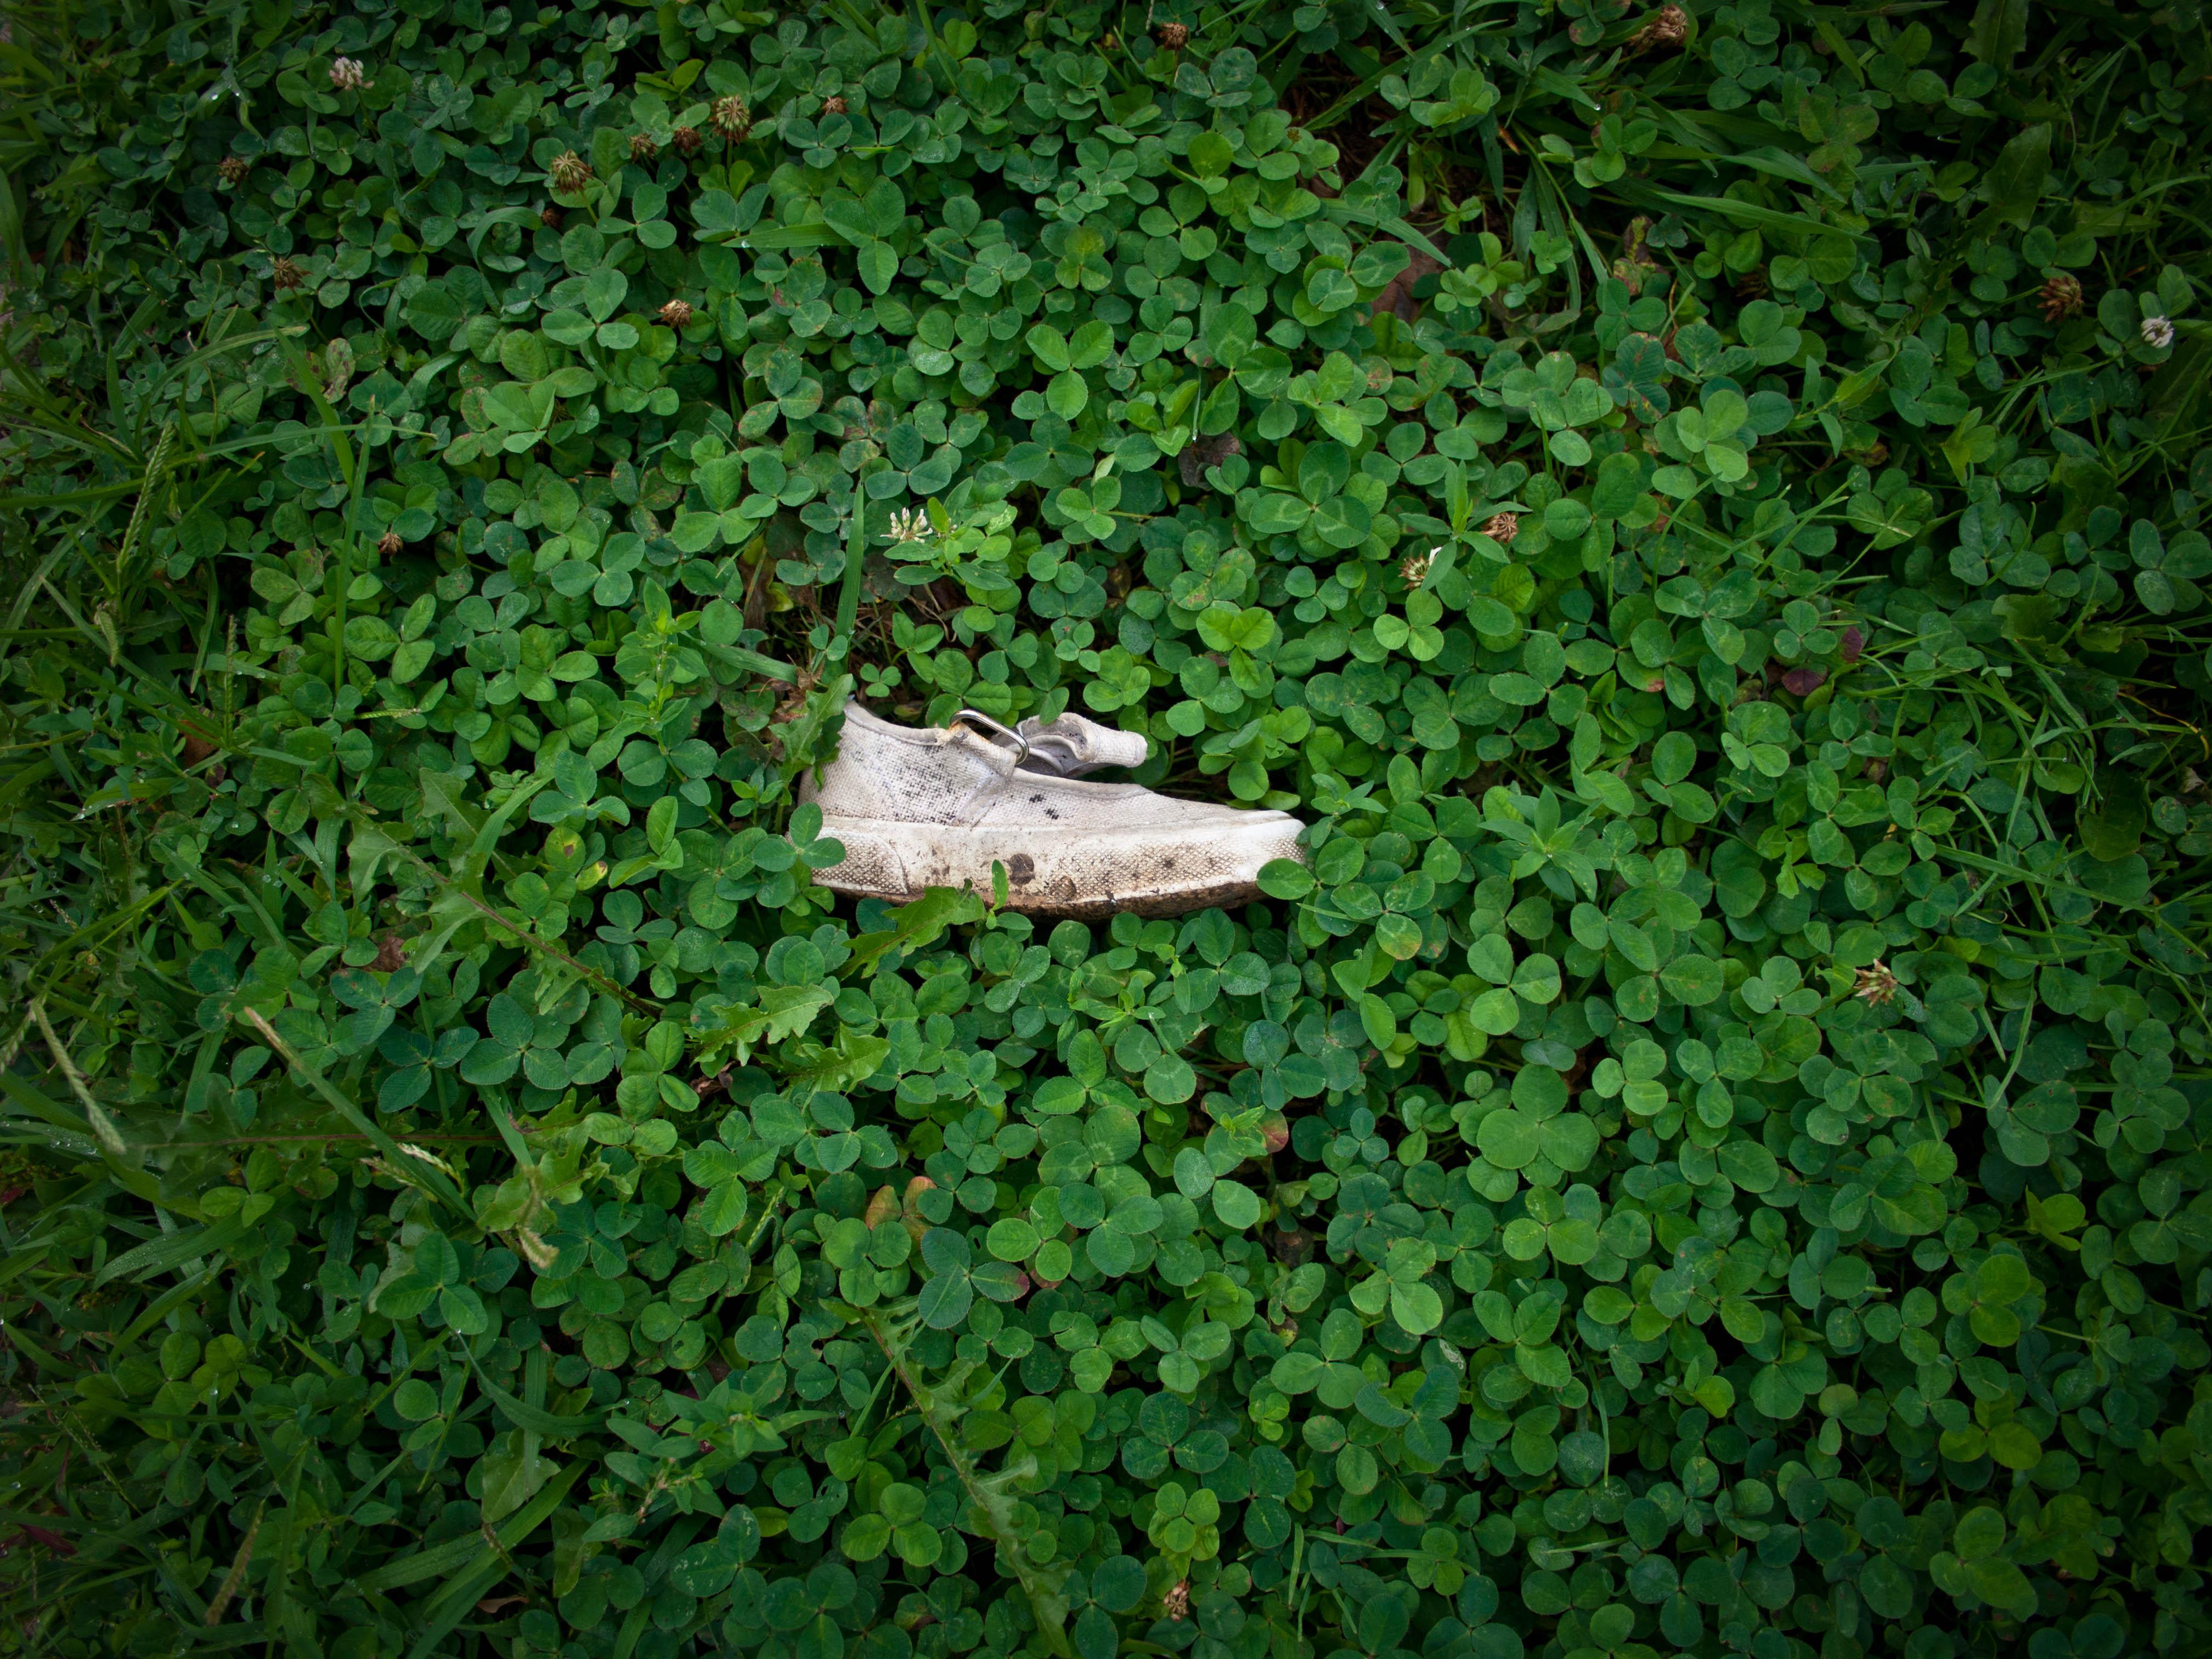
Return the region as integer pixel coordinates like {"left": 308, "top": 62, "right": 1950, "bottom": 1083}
{"left": 812, "top": 820, "right": 909, "bottom": 900}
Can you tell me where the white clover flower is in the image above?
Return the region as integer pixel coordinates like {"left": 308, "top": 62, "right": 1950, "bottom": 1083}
{"left": 330, "top": 57, "right": 368, "bottom": 90}
{"left": 2142, "top": 314, "right": 2175, "bottom": 349}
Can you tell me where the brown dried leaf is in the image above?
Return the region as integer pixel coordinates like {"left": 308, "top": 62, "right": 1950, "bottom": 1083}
{"left": 1178, "top": 432, "right": 1242, "bottom": 486}
{"left": 1369, "top": 246, "right": 1444, "bottom": 323}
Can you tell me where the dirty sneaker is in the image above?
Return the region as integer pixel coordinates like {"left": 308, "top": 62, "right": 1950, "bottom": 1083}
{"left": 797, "top": 703, "right": 1305, "bottom": 917}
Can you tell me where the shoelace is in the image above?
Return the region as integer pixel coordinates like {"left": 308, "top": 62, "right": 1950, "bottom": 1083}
{"left": 1015, "top": 712, "right": 1150, "bottom": 776}
{"left": 950, "top": 709, "right": 1149, "bottom": 777}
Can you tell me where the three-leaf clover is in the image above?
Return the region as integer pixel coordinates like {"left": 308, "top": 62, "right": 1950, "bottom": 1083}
{"left": 1350, "top": 1237, "right": 1445, "bottom": 1334}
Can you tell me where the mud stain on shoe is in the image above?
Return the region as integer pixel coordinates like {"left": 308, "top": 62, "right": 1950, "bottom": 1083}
{"left": 1007, "top": 853, "right": 1035, "bottom": 884}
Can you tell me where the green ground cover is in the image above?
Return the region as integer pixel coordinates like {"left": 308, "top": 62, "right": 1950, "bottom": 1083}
{"left": 3, "top": 0, "right": 2212, "bottom": 1656}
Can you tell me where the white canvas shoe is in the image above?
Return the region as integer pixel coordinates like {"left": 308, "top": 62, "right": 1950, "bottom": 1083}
{"left": 797, "top": 703, "right": 1305, "bottom": 917}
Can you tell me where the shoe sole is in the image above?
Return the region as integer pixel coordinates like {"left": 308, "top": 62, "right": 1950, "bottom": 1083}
{"left": 811, "top": 811, "right": 1304, "bottom": 918}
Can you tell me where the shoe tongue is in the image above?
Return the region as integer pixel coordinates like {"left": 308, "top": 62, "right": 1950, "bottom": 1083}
{"left": 1015, "top": 713, "right": 1149, "bottom": 776}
